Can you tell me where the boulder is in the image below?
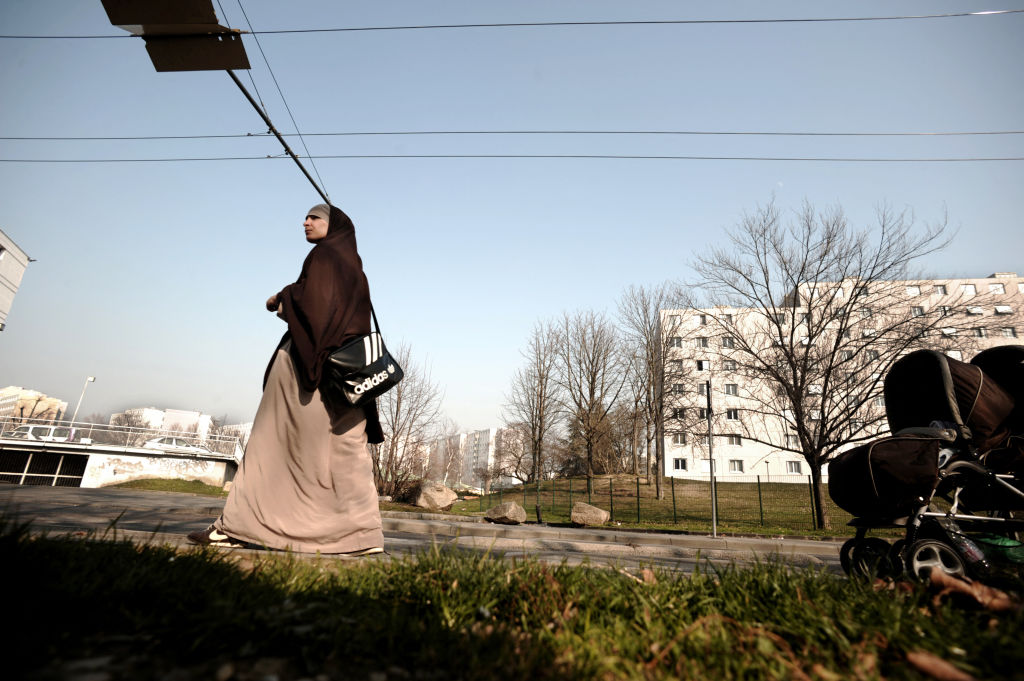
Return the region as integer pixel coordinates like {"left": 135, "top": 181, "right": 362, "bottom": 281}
{"left": 414, "top": 482, "right": 458, "bottom": 511}
{"left": 570, "top": 501, "right": 610, "bottom": 527}
{"left": 485, "top": 501, "right": 527, "bottom": 525}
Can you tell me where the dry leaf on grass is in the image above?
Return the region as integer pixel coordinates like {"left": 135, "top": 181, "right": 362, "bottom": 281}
{"left": 928, "top": 569, "right": 1021, "bottom": 613}
{"left": 906, "top": 650, "right": 977, "bottom": 681}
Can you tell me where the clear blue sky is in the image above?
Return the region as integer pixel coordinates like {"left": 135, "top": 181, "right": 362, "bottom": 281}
{"left": 1, "top": 1, "right": 1022, "bottom": 429}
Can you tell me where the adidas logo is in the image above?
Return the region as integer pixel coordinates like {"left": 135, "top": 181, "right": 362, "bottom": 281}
{"left": 354, "top": 369, "right": 391, "bottom": 395}
{"left": 387, "top": 364, "right": 396, "bottom": 374}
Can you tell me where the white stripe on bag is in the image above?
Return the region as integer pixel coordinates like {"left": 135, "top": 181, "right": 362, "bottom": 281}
{"left": 373, "top": 334, "right": 381, "bottom": 361}
{"left": 363, "top": 336, "right": 372, "bottom": 365}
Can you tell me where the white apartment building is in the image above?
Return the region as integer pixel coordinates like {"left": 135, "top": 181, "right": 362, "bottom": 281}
{"left": 661, "top": 273, "right": 1024, "bottom": 482}
{"left": 0, "top": 386, "right": 68, "bottom": 427}
{"left": 110, "top": 407, "right": 215, "bottom": 439}
{"left": 426, "top": 427, "right": 524, "bottom": 492}
{"left": 0, "top": 229, "right": 30, "bottom": 332}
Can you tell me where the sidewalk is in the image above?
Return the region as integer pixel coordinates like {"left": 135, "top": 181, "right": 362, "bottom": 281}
{"left": 0, "top": 484, "right": 842, "bottom": 571}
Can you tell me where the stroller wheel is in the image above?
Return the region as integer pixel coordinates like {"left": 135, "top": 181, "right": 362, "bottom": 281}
{"left": 839, "top": 538, "right": 859, "bottom": 575}
{"left": 851, "top": 538, "right": 895, "bottom": 579}
{"left": 906, "top": 540, "right": 967, "bottom": 581}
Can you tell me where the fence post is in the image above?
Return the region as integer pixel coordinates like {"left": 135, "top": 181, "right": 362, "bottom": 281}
{"left": 609, "top": 478, "right": 614, "bottom": 522}
{"left": 671, "top": 475, "right": 677, "bottom": 524}
{"left": 499, "top": 488, "right": 503, "bottom": 506}
{"left": 479, "top": 493, "right": 483, "bottom": 511}
{"left": 524, "top": 484, "right": 527, "bottom": 507}
{"left": 807, "top": 476, "right": 817, "bottom": 531}
{"left": 757, "top": 475, "right": 764, "bottom": 526}
{"left": 569, "top": 477, "right": 573, "bottom": 511}
{"left": 552, "top": 478, "right": 556, "bottom": 512}
{"left": 636, "top": 476, "right": 641, "bottom": 523}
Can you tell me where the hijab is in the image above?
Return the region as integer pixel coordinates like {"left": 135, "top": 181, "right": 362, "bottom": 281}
{"left": 269, "top": 205, "right": 383, "bottom": 443}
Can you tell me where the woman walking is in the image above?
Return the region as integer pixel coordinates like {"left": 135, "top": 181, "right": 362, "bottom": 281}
{"left": 188, "top": 204, "right": 385, "bottom": 555}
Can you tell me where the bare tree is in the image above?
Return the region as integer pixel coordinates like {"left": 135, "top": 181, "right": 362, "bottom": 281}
{"left": 372, "top": 344, "right": 444, "bottom": 498}
{"left": 503, "top": 320, "right": 562, "bottom": 520}
{"left": 556, "top": 310, "right": 628, "bottom": 495}
{"left": 617, "top": 283, "right": 696, "bottom": 498}
{"left": 691, "top": 199, "right": 995, "bottom": 528}
{"left": 429, "top": 416, "right": 463, "bottom": 487}
{"left": 493, "top": 422, "right": 534, "bottom": 484}
{"left": 109, "top": 411, "right": 152, "bottom": 446}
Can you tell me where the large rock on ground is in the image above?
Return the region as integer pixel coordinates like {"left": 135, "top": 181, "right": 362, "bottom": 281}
{"left": 414, "top": 482, "right": 458, "bottom": 511}
{"left": 570, "top": 501, "right": 610, "bottom": 527}
{"left": 485, "top": 501, "right": 527, "bottom": 525}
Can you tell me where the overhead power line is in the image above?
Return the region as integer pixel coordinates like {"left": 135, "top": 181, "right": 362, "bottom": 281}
{"left": 3, "top": 154, "right": 1021, "bottom": 163}
{"left": 3, "top": 129, "right": 1022, "bottom": 141}
{"left": 2, "top": 9, "right": 1021, "bottom": 39}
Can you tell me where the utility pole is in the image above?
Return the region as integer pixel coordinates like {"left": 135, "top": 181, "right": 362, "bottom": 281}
{"left": 705, "top": 379, "right": 717, "bottom": 538}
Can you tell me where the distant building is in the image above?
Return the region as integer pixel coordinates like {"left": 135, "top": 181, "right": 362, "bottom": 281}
{"left": 221, "top": 422, "right": 253, "bottom": 448}
{"left": 427, "top": 427, "right": 522, "bottom": 492}
{"left": 110, "top": 407, "right": 214, "bottom": 439}
{"left": 0, "top": 229, "right": 30, "bottom": 332}
{"left": 661, "top": 273, "right": 1024, "bottom": 482}
{"left": 0, "top": 386, "right": 68, "bottom": 428}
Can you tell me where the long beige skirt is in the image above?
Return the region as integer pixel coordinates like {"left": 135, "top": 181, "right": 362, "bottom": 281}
{"left": 216, "top": 349, "right": 384, "bottom": 553}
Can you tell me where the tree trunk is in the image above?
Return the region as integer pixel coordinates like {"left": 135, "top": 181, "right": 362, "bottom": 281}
{"left": 810, "top": 461, "right": 830, "bottom": 530}
{"left": 534, "top": 444, "right": 543, "bottom": 523}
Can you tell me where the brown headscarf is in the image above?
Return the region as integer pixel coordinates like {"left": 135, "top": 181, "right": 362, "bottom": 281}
{"left": 268, "top": 205, "right": 384, "bottom": 443}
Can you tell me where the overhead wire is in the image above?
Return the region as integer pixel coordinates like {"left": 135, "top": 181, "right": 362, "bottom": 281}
{"left": 1, "top": 9, "right": 1021, "bottom": 38}
{"left": 233, "top": 0, "right": 329, "bottom": 202}
{"left": 3, "top": 129, "right": 1022, "bottom": 141}
{"left": 3, "top": 154, "right": 1021, "bottom": 163}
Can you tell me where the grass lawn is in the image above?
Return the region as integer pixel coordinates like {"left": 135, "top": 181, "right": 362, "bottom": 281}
{"left": 7, "top": 519, "right": 1022, "bottom": 681}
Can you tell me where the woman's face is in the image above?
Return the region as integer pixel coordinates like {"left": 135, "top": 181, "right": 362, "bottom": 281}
{"left": 304, "top": 215, "right": 329, "bottom": 242}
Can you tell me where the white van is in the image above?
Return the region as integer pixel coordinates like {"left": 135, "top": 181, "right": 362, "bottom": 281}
{"left": 4, "top": 424, "right": 91, "bottom": 444}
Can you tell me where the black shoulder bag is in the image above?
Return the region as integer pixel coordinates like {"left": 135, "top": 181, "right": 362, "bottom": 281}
{"left": 321, "top": 305, "right": 404, "bottom": 407}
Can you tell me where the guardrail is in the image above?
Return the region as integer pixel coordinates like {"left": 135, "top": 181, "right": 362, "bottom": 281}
{"left": 0, "top": 419, "right": 244, "bottom": 461}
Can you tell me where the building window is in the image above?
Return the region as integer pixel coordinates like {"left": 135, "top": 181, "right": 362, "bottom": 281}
{"left": 946, "top": 349, "right": 963, "bottom": 361}
{"left": 721, "top": 336, "right": 735, "bottom": 349}
{"left": 840, "top": 350, "right": 853, "bottom": 361}
{"left": 699, "top": 314, "right": 707, "bottom": 325}
{"left": 672, "top": 383, "right": 685, "bottom": 394}
{"left": 724, "top": 383, "right": 738, "bottom": 396}
{"left": 963, "top": 284, "right": 977, "bottom": 295}
{"left": 671, "top": 408, "right": 686, "bottom": 419}
{"left": 990, "top": 283, "right": 1006, "bottom": 294}
{"left": 724, "top": 314, "right": 734, "bottom": 324}
{"left": 726, "top": 408, "right": 739, "bottom": 420}
{"left": 726, "top": 435, "right": 742, "bottom": 446}
{"left": 785, "top": 434, "right": 800, "bottom": 448}
{"left": 722, "top": 359, "right": 737, "bottom": 371}
{"left": 860, "top": 308, "right": 872, "bottom": 319}
{"left": 941, "top": 327, "right": 957, "bottom": 336}
{"left": 866, "top": 349, "right": 879, "bottom": 361}
{"left": 972, "top": 327, "right": 986, "bottom": 338}
{"left": 873, "top": 395, "right": 886, "bottom": 407}
{"left": 697, "top": 408, "right": 708, "bottom": 419}
{"left": 995, "top": 305, "right": 1013, "bottom": 315}
{"left": 911, "top": 306, "right": 924, "bottom": 317}
{"left": 673, "top": 458, "right": 688, "bottom": 470}
{"left": 939, "top": 305, "right": 952, "bottom": 316}
{"left": 967, "top": 306, "right": 984, "bottom": 315}
{"left": 934, "top": 284, "right": 947, "bottom": 295}
{"left": 696, "top": 337, "right": 709, "bottom": 348}
{"left": 809, "top": 410, "right": 821, "bottom": 421}
{"left": 786, "top": 461, "right": 802, "bottom": 474}
{"left": 668, "top": 359, "right": 683, "bottom": 372}
{"left": 671, "top": 433, "right": 686, "bottom": 446}
{"left": 1002, "top": 327, "right": 1018, "bottom": 338}
{"left": 669, "top": 336, "right": 683, "bottom": 347}
{"left": 698, "top": 383, "right": 708, "bottom": 396}
{"left": 906, "top": 285, "right": 921, "bottom": 296}
{"left": 668, "top": 315, "right": 681, "bottom": 325}
{"left": 861, "top": 329, "right": 876, "bottom": 338}
{"left": 696, "top": 360, "right": 708, "bottom": 372}
{"left": 772, "top": 312, "right": 786, "bottom": 324}
{"left": 728, "top": 459, "right": 744, "bottom": 472}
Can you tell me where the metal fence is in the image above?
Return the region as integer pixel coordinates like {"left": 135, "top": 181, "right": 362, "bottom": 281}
{"left": 469, "top": 475, "right": 853, "bottom": 534}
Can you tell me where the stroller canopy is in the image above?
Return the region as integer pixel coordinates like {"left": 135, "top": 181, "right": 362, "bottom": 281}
{"left": 971, "top": 345, "right": 1024, "bottom": 432}
{"left": 884, "top": 349, "right": 1014, "bottom": 451}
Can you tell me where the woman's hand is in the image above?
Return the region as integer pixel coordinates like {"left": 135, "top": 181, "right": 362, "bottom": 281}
{"left": 266, "top": 294, "right": 279, "bottom": 312}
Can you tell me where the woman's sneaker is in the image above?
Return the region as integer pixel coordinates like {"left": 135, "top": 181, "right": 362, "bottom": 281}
{"left": 340, "top": 546, "right": 385, "bottom": 557}
{"left": 187, "top": 524, "right": 247, "bottom": 548}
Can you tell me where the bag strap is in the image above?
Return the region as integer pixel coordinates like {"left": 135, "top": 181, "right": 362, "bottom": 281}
{"left": 369, "top": 303, "right": 382, "bottom": 335}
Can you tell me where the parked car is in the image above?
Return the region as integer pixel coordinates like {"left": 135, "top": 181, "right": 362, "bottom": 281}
{"left": 142, "top": 436, "right": 212, "bottom": 454}
{"left": 4, "top": 424, "right": 92, "bottom": 443}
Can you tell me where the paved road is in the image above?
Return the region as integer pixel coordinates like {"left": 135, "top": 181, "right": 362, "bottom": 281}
{"left": 0, "top": 484, "right": 844, "bottom": 573}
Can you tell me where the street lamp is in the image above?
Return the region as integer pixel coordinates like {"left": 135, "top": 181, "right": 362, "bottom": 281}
{"left": 71, "top": 376, "right": 95, "bottom": 424}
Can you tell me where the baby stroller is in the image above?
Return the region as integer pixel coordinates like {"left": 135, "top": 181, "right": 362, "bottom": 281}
{"left": 828, "top": 346, "right": 1024, "bottom": 581}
